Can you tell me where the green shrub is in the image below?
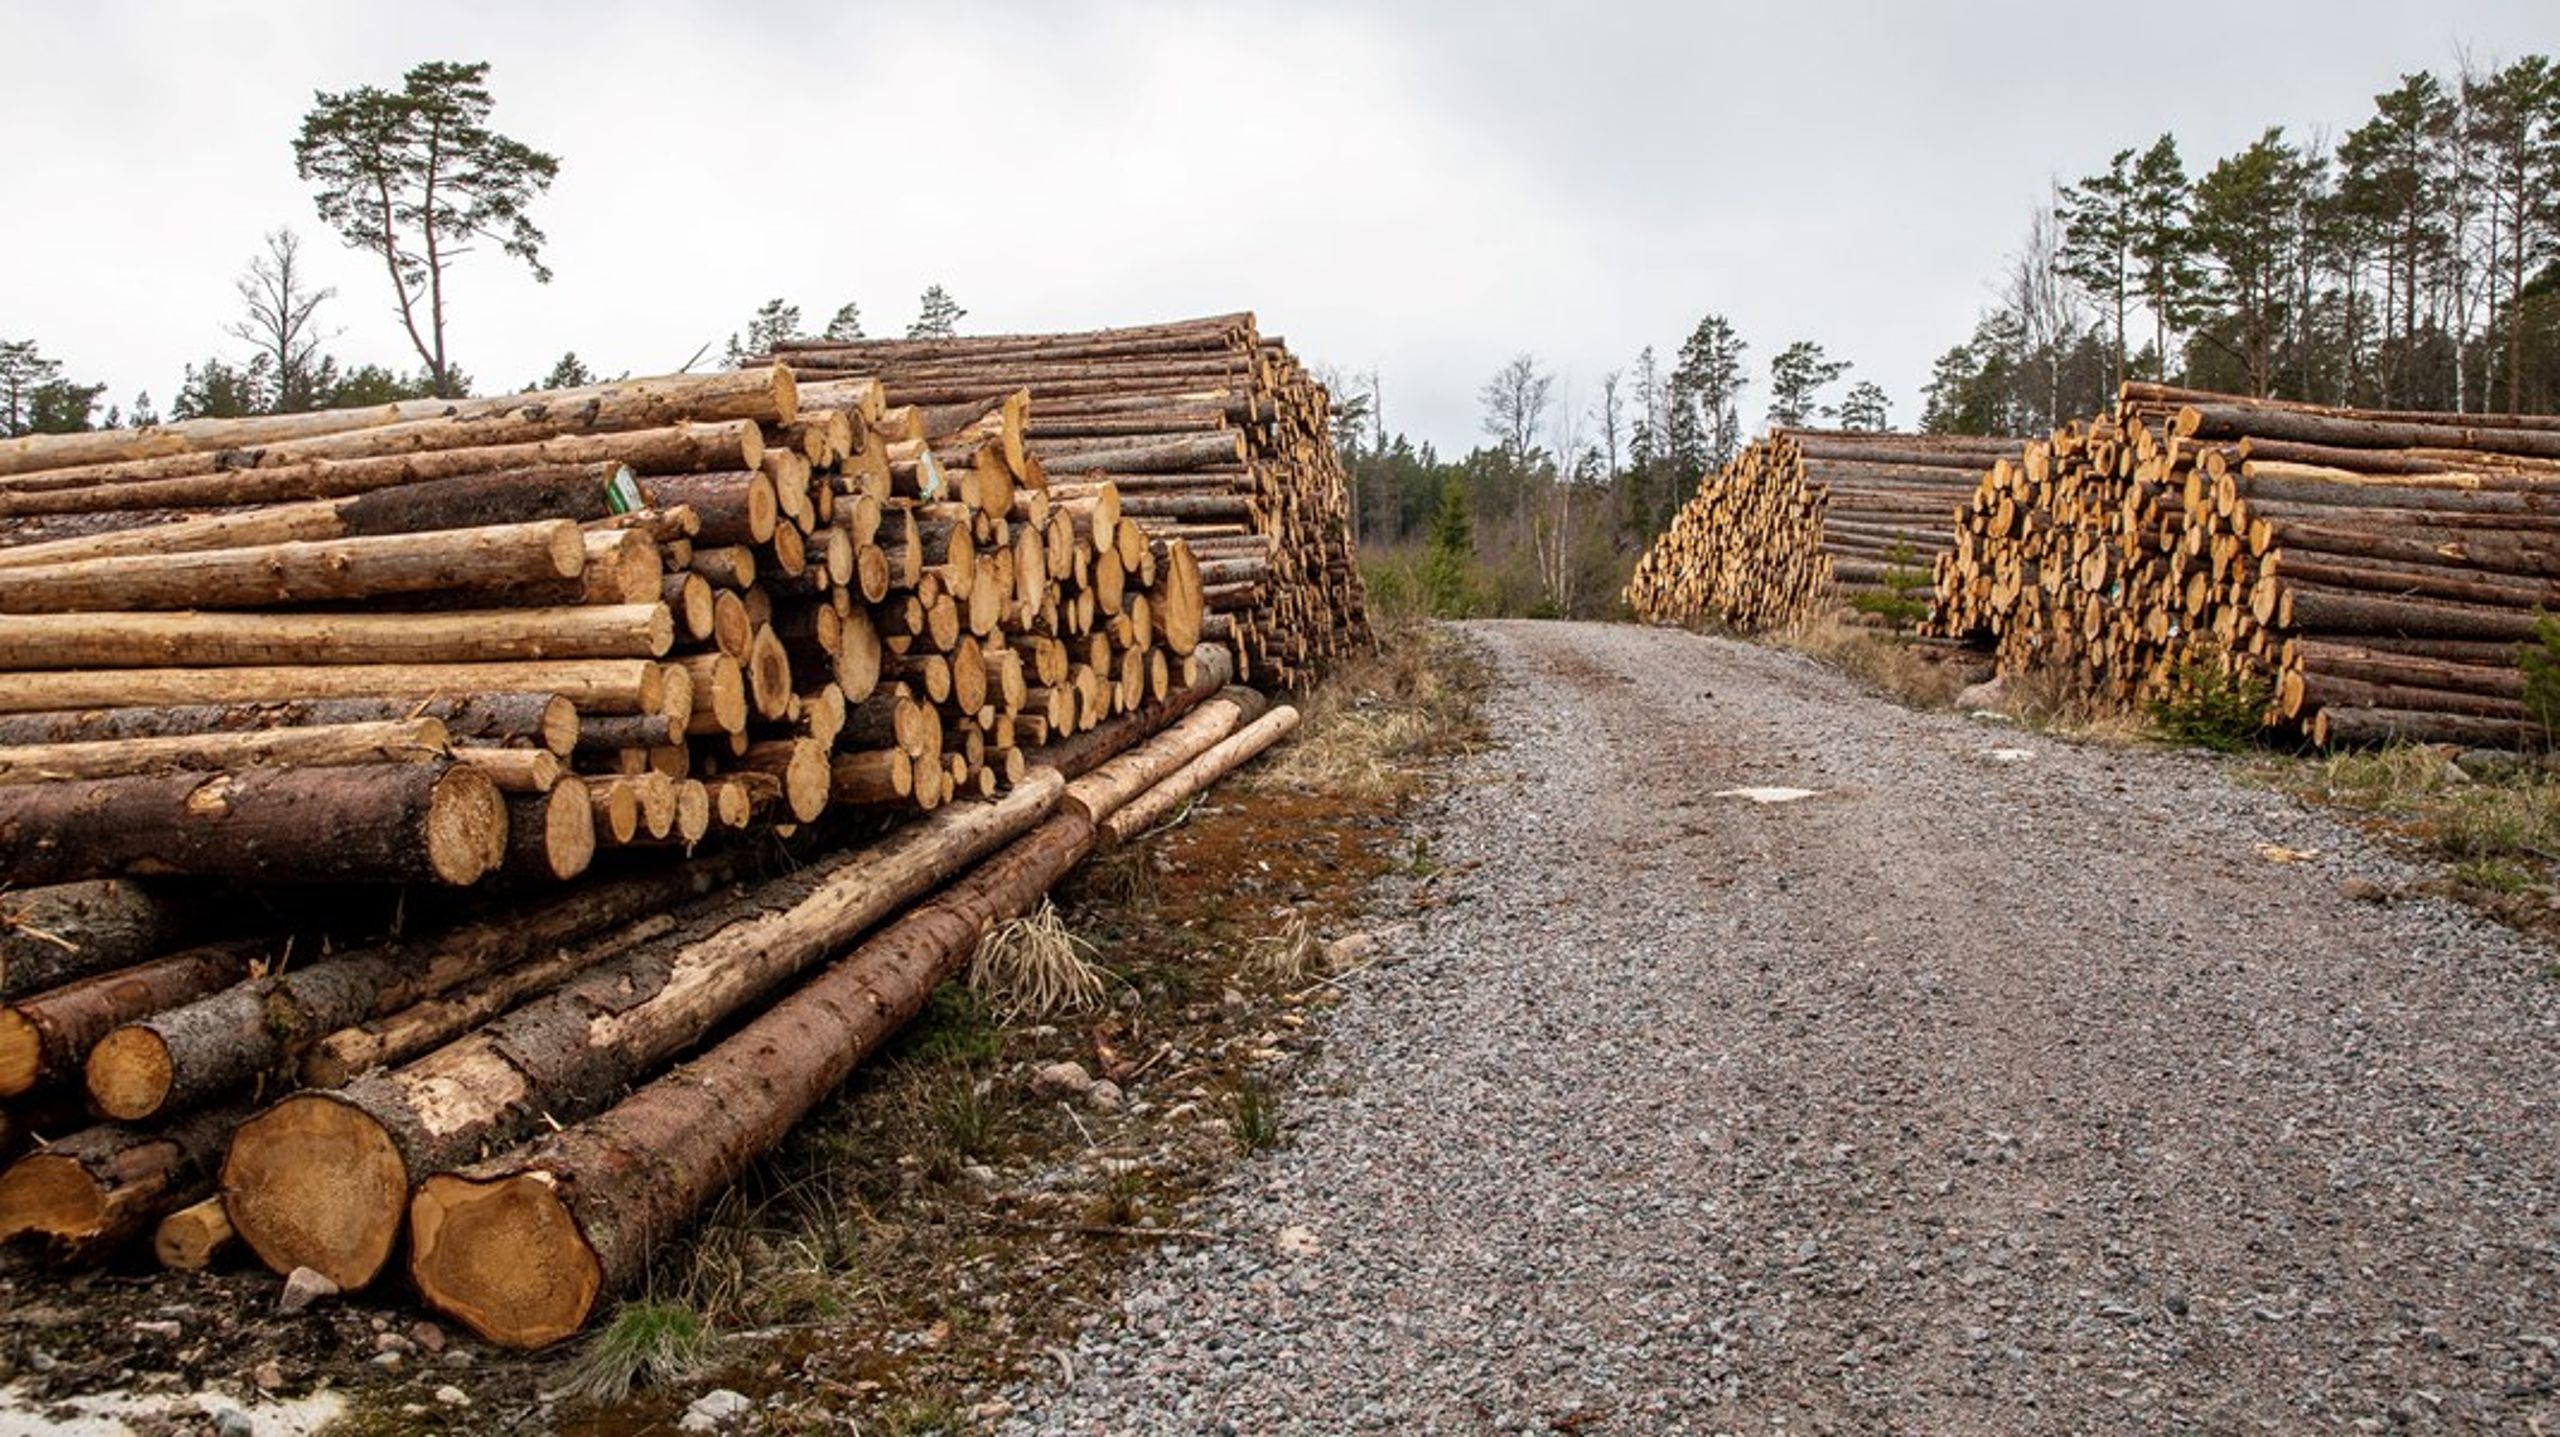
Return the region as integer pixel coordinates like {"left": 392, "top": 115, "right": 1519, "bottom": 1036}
{"left": 2149, "top": 650, "right": 2273, "bottom": 752}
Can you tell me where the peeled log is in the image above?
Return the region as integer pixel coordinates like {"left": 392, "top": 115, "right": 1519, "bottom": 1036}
{"left": 0, "top": 761, "right": 507, "bottom": 888}
{"left": 0, "top": 659, "right": 665, "bottom": 717}
{"left": 222, "top": 772, "right": 1066, "bottom": 1291}
{"left": 408, "top": 808, "right": 1099, "bottom": 1347}
{"left": 1060, "top": 699, "right": 1248, "bottom": 825}
{"left": 1, "top": 941, "right": 265, "bottom": 1095}
{"left": 1, "top": 880, "right": 206, "bottom": 1000}
{"left": 0, "top": 603, "right": 673, "bottom": 670}
{"left": 0, "top": 1106, "right": 242, "bottom": 1265}
{"left": 0, "top": 693, "right": 577, "bottom": 754}
{"left": 0, "top": 719, "right": 450, "bottom": 785}
{"left": 0, "top": 520, "right": 587, "bottom": 613}
{"left": 1101, "top": 704, "right": 1301, "bottom": 845}
{"left": 84, "top": 859, "right": 739, "bottom": 1124}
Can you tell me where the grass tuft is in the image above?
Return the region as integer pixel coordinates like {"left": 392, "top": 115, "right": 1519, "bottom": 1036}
{"left": 1245, "top": 911, "right": 1321, "bottom": 987}
{"left": 555, "top": 1300, "right": 715, "bottom": 1404}
{"left": 1772, "top": 612, "right": 1971, "bottom": 709}
{"left": 969, "top": 900, "right": 1107, "bottom": 1023}
{"left": 1232, "top": 1075, "right": 1283, "bottom": 1154}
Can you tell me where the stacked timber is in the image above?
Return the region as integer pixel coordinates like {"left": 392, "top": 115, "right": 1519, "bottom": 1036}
{"left": 0, "top": 357, "right": 1304, "bottom": 1338}
{"left": 1929, "top": 382, "right": 2560, "bottom": 747}
{"left": 762, "top": 313, "right": 1368, "bottom": 688}
{"left": 1625, "top": 429, "right": 2010, "bottom": 631}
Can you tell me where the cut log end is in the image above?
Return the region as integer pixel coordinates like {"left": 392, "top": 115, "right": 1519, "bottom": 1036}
{"left": 85, "top": 1024, "right": 173, "bottom": 1122}
{"left": 0, "top": 1151, "right": 106, "bottom": 1247}
{"left": 154, "top": 1194, "right": 234, "bottom": 1270}
{"left": 408, "top": 1171, "right": 601, "bottom": 1350}
{"left": 0, "top": 1008, "right": 36, "bottom": 1093}
{"left": 426, "top": 764, "right": 510, "bottom": 886}
{"left": 220, "top": 1093, "right": 409, "bottom": 1291}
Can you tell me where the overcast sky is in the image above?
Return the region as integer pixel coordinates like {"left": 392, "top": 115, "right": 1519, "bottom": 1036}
{"left": 3, "top": 1, "right": 2549, "bottom": 451}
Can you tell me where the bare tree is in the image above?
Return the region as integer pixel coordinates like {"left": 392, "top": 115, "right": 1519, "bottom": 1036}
{"left": 1533, "top": 386, "right": 1583, "bottom": 615}
{"left": 225, "top": 229, "right": 338, "bottom": 413}
{"left": 2006, "top": 203, "right": 2084, "bottom": 428}
{"left": 1479, "top": 353, "right": 1553, "bottom": 464}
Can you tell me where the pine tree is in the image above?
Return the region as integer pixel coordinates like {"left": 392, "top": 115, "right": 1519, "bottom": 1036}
{"left": 1766, "top": 341, "right": 1849, "bottom": 428}
{"left": 1421, "top": 476, "right": 1477, "bottom": 618}
{"left": 2129, "top": 134, "right": 2202, "bottom": 382}
{"left": 2057, "top": 147, "right": 2139, "bottom": 390}
{"left": 822, "top": 302, "right": 865, "bottom": 341}
{"left": 535, "top": 352, "right": 596, "bottom": 390}
{"left": 724, "top": 300, "right": 802, "bottom": 366}
{"left": 1672, "top": 314, "right": 1749, "bottom": 469}
{"left": 907, "top": 285, "right": 965, "bottom": 339}
{"left": 1837, "top": 380, "right": 1892, "bottom": 431}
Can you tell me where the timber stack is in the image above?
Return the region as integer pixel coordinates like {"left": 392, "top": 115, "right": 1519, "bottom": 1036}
{"left": 760, "top": 312, "right": 1369, "bottom": 688}
{"left": 1928, "top": 382, "right": 2560, "bottom": 748}
{"left": 1625, "top": 429, "right": 2010, "bottom": 631}
{"left": 0, "top": 344, "right": 1324, "bottom": 1348}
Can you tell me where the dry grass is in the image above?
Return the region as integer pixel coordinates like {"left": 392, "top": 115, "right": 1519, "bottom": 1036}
{"left": 1771, "top": 613, "right": 1975, "bottom": 711}
{"left": 1244, "top": 911, "right": 1321, "bottom": 986}
{"left": 969, "top": 900, "right": 1108, "bottom": 1022}
{"left": 2290, "top": 745, "right": 2560, "bottom": 865}
{"left": 1992, "top": 661, "right": 2156, "bottom": 744}
{"left": 1249, "top": 618, "right": 1488, "bottom": 803}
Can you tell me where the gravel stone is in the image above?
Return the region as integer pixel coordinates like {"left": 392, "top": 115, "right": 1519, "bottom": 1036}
{"left": 1000, "top": 622, "right": 2560, "bottom": 1434}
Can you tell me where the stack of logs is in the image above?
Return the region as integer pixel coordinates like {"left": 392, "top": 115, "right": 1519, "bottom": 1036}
{"left": 1928, "top": 382, "right": 2560, "bottom": 748}
{"left": 1625, "top": 429, "right": 2013, "bottom": 632}
{"left": 763, "top": 313, "right": 1368, "bottom": 687}
{"left": 0, "top": 341, "right": 1343, "bottom": 1347}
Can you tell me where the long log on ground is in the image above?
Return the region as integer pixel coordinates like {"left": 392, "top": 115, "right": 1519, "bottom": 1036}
{"left": 2311, "top": 705, "right": 2550, "bottom": 749}
{"left": 0, "top": 520, "right": 588, "bottom": 613}
{"left": 0, "top": 941, "right": 267, "bottom": 1096}
{"left": 1100, "top": 703, "right": 1302, "bottom": 845}
{"left": 84, "top": 859, "right": 742, "bottom": 1123}
{"left": 407, "top": 806, "right": 1102, "bottom": 1347}
{"left": 1059, "top": 697, "right": 1251, "bottom": 824}
{"left": 221, "top": 772, "right": 1068, "bottom": 1290}
{"left": 0, "top": 1106, "right": 244, "bottom": 1265}
{"left": 0, "top": 761, "right": 506, "bottom": 888}
{"left": 0, "top": 719, "right": 450, "bottom": 785}
{"left": 0, "top": 693, "right": 578, "bottom": 754}
{"left": 1, "top": 880, "right": 208, "bottom": 1000}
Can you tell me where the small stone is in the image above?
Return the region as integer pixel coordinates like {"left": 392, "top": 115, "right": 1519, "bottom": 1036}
{"left": 1956, "top": 676, "right": 2007, "bottom": 713}
{"left": 1088, "top": 1080, "right": 1125, "bottom": 1113}
{"left": 131, "top": 1319, "right": 182, "bottom": 1341}
{"left": 374, "top": 1331, "right": 415, "bottom": 1355}
{"left": 409, "top": 1321, "right": 447, "bottom": 1354}
{"left": 2339, "top": 877, "right": 2389, "bottom": 904}
{"left": 1325, "top": 932, "right": 1378, "bottom": 967}
{"left": 213, "top": 1408, "right": 255, "bottom": 1437}
{"left": 1032, "top": 1060, "right": 1094, "bottom": 1098}
{"left": 962, "top": 1163, "right": 999, "bottom": 1185}
{"left": 2457, "top": 746, "right": 2524, "bottom": 779}
{"left": 275, "top": 1265, "right": 339, "bottom": 1315}
{"left": 251, "top": 1359, "right": 285, "bottom": 1391}
{"left": 681, "top": 1388, "right": 755, "bottom": 1431}
{"left": 369, "top": 1350, "right": 404, "bottom": 1372}
{"left": 434, "top": 1385, "right": 470, "bottom": 1407}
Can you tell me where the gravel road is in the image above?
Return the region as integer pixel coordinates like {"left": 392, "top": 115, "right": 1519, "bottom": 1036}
{"left": 1004, "top": 620, "right": 2560, "bottom": 1435}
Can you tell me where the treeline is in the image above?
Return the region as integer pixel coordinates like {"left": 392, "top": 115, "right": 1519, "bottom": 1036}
{"left": 1925, "top": 55, "right": 2560, "bottom": 435}
{"left": 0, "top": 58, "right": 969, "bottom": 439}
{"left": 1334, "top": 319, "right": 1888, "bottom": 620}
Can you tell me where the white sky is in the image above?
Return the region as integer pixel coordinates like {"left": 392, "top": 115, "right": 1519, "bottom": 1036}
{"left": 2, "top": 1, "right": 2549, "bottom": 451}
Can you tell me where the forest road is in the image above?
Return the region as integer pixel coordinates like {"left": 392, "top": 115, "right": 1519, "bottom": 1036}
{"left": 1006, "top": 619, "right": 2560, "bottom": 1435}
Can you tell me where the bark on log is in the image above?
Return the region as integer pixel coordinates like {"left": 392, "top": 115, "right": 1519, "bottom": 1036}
{"left": 2, "top": 880, "right": 206, "bottom": 1001}
{"left": 0, "top": 604, "right": 673, "bottom": 669}
{"left": 0, "top": 761, "right": 507, "bottom": 888}
{"left": 0, "top": 521, "right": 588, "bottom": 612}
{"left": 1101, "top": 704, "right": 1301, "bottom": 845}
{"left": 0, "top": 693, "right": 577, "bottom": 754}
{"left": 1, "top": 940, "right": 266, "bottom": 1095}
{"left": 406, "top": 809, "right": 1100, "bottom": 1347}
{"left": 0, "top": 1106, "right": 243, "bottom": 1265}
{"left": 0, "top": 660, "right": 666, "bottom": 716}
{"left": 220, "top": 773, "right": 1067, "bottom": 1290}
{"left": 0, "top": 720, "right": 450, "bottom": 785}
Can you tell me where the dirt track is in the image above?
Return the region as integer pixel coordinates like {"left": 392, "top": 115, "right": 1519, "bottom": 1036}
{"left": 1010, "top": 620, "right": 2560, "bottom": 1435}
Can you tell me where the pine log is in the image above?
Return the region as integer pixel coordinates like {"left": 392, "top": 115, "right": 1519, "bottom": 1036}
{"left": 1, "top": 880, "right": 207, "bottom": 1001}
{"left": 85, "top": 860, "right": 739, "bottom": 1124}
{"left": 0, "top": 521, "right": 588, "bottom": 613}
{"left": 406, "top": 808, "right": 1100, "bottom": 1346}
{"left": 220, "top": 772, "right": 1067, "bottom": 1290}
{"left": 1101, "top": 703, "right": 1301, "bottom": 845}
{"left": 0, "top": 1106, "right": 243, "bottom": 1265}
{"left": 1, "top": 940, "right": 266, "bottom": 1096}
{"left": 0, "top": 761, "right": 506, "bottom": 888}
{"left": 1060, "top": 699, "right": 1248, "bottom": 824}
{"left": 154, "top": 1194, "right": 235, "bottom": 1270}
{"left": 0, "top": 604, "right": 673, "bottom": 670}
{"left": 0, "top": 719, "right": 449, "bottom": 786}
{"left": 0, "top": 659, "right": 666, "bottom": 715}
{"left": 0, "top": 693, "right": 577, "bottom": 754}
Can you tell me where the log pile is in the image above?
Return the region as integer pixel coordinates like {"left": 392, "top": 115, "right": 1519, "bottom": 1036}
{"left": 761, "top": 313, "right": 1369, "bottom": 687}
{"left": 1625, "top": 430, "right": 2011, "bottom": 632}
{"left": 0, "top": 348, "right": 1326, "bottom": 1345}
{"left": 1928, "top": 383, "right": 2560, "bottom": 747}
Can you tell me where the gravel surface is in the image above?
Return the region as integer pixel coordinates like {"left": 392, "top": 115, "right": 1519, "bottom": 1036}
{"left": 1003, "top": 620, "right": 2560, "bottom": 1435}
